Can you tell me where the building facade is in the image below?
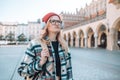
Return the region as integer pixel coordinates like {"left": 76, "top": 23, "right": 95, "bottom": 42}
{"left": 1, "top": 22, "right": 18, "bottom": 41}
{"left": 0, "top": 21, "right": 41, "bottom": 42}
{"left": 0, "top": 23, "right": 3, "bottom": 36}
{"left": 28, "top": 21, "right": 41, "bottom": 41}
{"left": 62, "top": 0, "right": 120, "bottom": 50}
{"left": 17, "top": 24, "right": 28, "bottom": 41}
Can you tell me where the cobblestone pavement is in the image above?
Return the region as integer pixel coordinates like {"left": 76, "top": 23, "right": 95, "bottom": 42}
{"left": 71, "top": 48, "right": 120, "bottom": 80}
{"left": 0, "top": 46, "right": 120, "bottom": 80}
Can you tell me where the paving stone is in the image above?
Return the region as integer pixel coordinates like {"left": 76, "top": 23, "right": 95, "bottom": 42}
{"left": 0, "top": 47, "right": 120, "bottom": 80}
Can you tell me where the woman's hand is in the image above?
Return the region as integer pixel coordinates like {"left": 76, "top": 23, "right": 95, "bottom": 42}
{"left": 40, "top": 49, "right": 49, "bottom": 66}
{"left": 41, "top": 49, "right": 49, "bottom": 58}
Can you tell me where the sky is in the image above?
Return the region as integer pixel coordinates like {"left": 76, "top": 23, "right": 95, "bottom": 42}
{"left": 0, "top": 0, "right": 92, "bottom": 24}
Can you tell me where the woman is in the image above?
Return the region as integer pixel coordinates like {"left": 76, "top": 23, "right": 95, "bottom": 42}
{"left": 18, "top": 12, "right": 73, "bottom": 80}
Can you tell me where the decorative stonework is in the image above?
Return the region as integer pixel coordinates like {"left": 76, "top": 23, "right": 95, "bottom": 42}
{"left": 98, "top": 10, "right": 106, "bottom": 16}
{"left": 109, "top": 0, "right": 114, "bottom": 3}
{"left": 109, "top": 0, "right": 120, "bottom": 3}
{"left": 61, "top": 0, "right": 106, "bottom": 29}
{"left": 109, "top": 0, "right": 120, "bottom": 9}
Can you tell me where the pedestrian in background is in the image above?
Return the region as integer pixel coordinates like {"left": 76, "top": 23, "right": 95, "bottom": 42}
{"left": 18, "top": 12, "right": 73, "bottom": 80}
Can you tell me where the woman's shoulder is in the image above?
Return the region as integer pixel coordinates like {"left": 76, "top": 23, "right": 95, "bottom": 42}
{"left": 30, "top": 38, "right": 40, "bottom": 45}
{"left": 31, "top": 38, "right": 41, "bottom": 44}
{"left": 27, "top": 38, "right": 42, "bottom": 48}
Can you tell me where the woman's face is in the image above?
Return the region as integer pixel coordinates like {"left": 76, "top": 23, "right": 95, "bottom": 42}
{"left": 47, "top": 16, "right": 62, "bottom": 33}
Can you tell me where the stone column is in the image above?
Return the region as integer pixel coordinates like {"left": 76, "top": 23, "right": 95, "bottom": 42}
{"left": 70, "top": 37, "right": 73, "bottom": 47}
{"left": 81, "top": 38, "right": 84, "bottom": 48}
{"left": 107, "top": 28, "right": 119, "bottom": 50}
{"left": 66, "top": 37, "right": 69, "bottom": 46}
{"left": 84, "top": 36, "right": 88, "bottom": 48}
{"left": 75, "top": 36, "right": 80, "bottom": 47}
{"left": 94, "top": 33, "right": 98, "bottom": 48}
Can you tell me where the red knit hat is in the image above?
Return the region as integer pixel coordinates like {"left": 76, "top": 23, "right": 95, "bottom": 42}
{"left": 42, "top": 12, "right": 61, "bottom": 23}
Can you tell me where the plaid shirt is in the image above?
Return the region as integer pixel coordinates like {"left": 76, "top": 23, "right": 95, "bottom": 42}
{"left": 18, "top": 39, "right": 73, "bottom": 80}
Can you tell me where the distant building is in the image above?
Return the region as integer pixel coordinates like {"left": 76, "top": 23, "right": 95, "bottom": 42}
{"left": 0, "top": 20, "right": 41, "bottom": 42}
{"left": 61, "top": 0, "right": 120, "bottom": 50}
{"left": 17, "top": 23, "right": 28, "bottom": 40}
{"left": 2, "top": 22, "right": 18, "bottom": 40}
{"left": 28, "top": 21, "right": 41, "bottom": 41}
{"left": 0, "top": 23, "right": 3, "bottom": 36}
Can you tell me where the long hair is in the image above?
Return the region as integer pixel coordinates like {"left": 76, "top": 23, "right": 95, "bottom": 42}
{"left": 39, "top": 22, "right": 68, "bottom": 54}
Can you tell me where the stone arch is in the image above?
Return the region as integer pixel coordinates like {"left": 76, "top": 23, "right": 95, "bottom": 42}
{"left": 100, "top": 32, "right": 107, "bottom": 48}
{"left": 72, "top": 31, "right": 77, "bottom": 47}
{"left": 112, "top": 17, "right": 120, "bottom": 29}
{"left": 111, "top": 17, "right": 120, "bottom": 49}
{"left": 96, "top": 22, "right": 107, "bottom": 33}
{"left": 78, "top": 29, "right": 84, "bottom": 47}
{"left": 86, "top": 27, "right": 94, "bottom": 48}
{"left": 97, "top": 24, "right": 107, "bottom": 48}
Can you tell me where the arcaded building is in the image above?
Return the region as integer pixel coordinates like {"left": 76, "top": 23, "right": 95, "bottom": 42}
{"left": 61, "top": 0, "right": 120, "bottom": 50}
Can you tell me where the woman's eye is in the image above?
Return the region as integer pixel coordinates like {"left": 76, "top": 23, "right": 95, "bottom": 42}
{"left": 57, "top": 21, "right": 62, "bottom": 23}
{"left": 51, "top": 20, "right": 55, "bottom": 23}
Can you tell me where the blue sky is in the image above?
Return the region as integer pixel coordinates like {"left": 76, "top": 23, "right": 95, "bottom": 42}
{"left": 0, "top": 0, "right": 92, "bottom": 23}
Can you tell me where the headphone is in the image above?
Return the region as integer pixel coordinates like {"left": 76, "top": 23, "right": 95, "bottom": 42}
{"left": 40, "top": 21, "right": 64, "bottom": 29}
{"left": 40, "top": 21, "right": 46, "bottom": 29}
